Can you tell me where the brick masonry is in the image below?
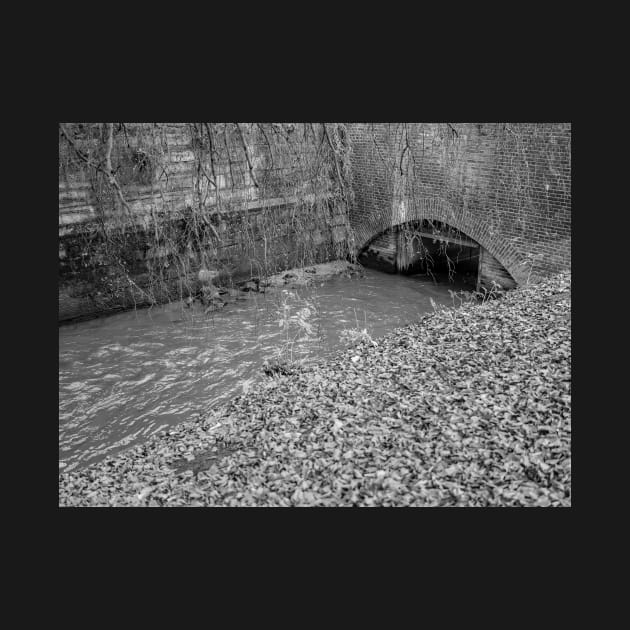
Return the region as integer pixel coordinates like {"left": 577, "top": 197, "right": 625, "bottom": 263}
{"left": 346, "top": 123, "right": 571, "bottom": 286}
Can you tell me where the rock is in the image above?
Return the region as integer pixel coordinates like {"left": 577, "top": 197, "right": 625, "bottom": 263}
{"left": 239, "top": 278, "right": 260, "bottom": 292}
{"left": 198, "top": 269, "right": 220, "bottom": 285}
{"left": 201, "top": 286, "right": 221, "bottom": 302}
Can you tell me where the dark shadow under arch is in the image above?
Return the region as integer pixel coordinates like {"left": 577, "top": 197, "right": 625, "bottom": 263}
{"left": 358, "top": 217, "right": 519, "bottom": 289}
{"left": 352, "top": 197, "right": 528, "bottom": 285}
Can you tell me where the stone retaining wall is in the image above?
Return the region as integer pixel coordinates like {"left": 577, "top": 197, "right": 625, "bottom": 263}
{"left": 59, "top": 123, "right": 353, "bottom": 322}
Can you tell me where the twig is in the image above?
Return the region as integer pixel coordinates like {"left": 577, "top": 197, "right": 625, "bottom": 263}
{"left": 60, "top": 123, "right": 134, "bottom": 218}
{"left": 234, "top": 123, "right": 259, "bottom": 188}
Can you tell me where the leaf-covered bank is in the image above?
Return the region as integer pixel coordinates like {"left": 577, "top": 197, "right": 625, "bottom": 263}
{"left": 59, "top": 273, "right": 571, "bottom": 507}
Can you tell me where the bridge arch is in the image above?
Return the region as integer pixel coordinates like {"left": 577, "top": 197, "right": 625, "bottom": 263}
{"left": 352, "top": 197, "right": 530, "bottom": 286}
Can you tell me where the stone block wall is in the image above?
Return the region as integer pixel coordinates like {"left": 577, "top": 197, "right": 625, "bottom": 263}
{"left": 59, "top": 123, "right": 353, "bottom": 322}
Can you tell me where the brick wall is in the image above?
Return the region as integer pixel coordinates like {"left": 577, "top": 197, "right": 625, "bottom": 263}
{"left": 346, "top": 123, "right": 571, "bottom": 285}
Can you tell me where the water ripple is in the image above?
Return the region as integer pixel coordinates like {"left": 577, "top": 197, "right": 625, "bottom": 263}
{"left": 59, "top": 269, "right": 467, "bottom": 470}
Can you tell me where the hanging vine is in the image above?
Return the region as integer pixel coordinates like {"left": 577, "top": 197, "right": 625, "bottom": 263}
{"left": 59, "top": 123, "right": 355, "bottom": 314}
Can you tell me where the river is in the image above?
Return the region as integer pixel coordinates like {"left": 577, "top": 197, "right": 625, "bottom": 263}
{"left": 59, "top": 268, "right": 471, "bottom": 472}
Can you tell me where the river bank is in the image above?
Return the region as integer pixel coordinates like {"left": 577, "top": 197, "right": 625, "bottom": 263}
{"left": 192, "top": 259, "right": 364, "bottom": 311}
{"left": 59, "top": 272, "right": 571, "bottom": 507}
{"left": 60, "top": 264, "right": 463, "bottom": 472}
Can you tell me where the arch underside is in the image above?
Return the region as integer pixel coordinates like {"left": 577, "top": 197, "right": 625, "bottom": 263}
{"left": 352, "top": 198, "right": 531, "bottom": 286}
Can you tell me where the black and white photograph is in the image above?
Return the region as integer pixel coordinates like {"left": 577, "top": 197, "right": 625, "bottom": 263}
{"left": 58, "top": 122, "right": 571, "bottom": 507}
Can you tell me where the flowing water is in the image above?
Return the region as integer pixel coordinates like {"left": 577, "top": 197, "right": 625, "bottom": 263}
{"left": 59, "top": 269, "right": 471, "bottom": 472}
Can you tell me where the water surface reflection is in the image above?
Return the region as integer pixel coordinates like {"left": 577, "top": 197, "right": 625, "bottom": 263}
{"left": 59, "top": 269, "right": 469, "bottom": 471}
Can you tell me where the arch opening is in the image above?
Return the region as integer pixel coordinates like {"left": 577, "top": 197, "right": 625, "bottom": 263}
{"left": 358, "top": 219, "right": 517, "bottom": 292}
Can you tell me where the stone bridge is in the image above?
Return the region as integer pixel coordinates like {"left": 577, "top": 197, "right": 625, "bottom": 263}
{"left": 346, "top": 123, "right": 571, "bottom": 289}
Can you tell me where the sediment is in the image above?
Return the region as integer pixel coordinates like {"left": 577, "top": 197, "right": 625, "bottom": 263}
{"left": 59, "top": 272, "right": 571, "bottom": 507}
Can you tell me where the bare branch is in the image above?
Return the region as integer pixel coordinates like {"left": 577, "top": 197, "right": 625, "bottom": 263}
{"left": 234, "top": 123, "right": 259, "bottom": 188}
